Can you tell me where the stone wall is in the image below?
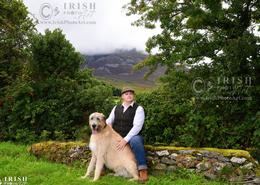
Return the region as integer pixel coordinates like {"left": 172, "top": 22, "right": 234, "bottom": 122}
{"left": 28, "top": 141, "right": 260, "bottom": 183}
{"left": 144, "top": 145, "right": 259, "bottom": 183}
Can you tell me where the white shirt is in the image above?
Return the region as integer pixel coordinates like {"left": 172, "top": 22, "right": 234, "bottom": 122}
{"left": 106, "top": 101, "right": 145, "bottom": 142}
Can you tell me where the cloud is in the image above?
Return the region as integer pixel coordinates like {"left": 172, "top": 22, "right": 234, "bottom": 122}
{"left": 24, "top": 0, "right": 160, "bottom": 54}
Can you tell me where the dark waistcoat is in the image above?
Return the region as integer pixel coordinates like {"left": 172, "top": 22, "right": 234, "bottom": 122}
{"left": 112, "top": 103, "right": 141, "bottom": 137}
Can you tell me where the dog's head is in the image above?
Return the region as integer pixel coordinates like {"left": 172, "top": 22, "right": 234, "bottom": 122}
{"left": 89, "top": 112, "right": 106, "bottom": 134}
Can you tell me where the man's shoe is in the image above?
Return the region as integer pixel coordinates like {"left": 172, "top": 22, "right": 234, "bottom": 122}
{"left": 138, "top": 169, "right": 148, "bottom": 183}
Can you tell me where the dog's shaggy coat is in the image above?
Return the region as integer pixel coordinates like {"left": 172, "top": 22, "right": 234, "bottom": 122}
{"left": 81, "top": 112, "right": 139, "bottom": 181}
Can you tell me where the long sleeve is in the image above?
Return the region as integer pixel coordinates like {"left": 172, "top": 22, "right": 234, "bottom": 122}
{"left": 106, "top": 105, "right": 116, "bottom": 126}
{"left": 124, "top": 106, "right": 145, "bottom": 142}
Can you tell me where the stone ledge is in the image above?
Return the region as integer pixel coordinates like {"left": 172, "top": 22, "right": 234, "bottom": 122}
{"left": 28, "top": 141, "right": 260, "bottom": 183}
{"left": 144, "top": 145, "right": 254, "bottom": 161}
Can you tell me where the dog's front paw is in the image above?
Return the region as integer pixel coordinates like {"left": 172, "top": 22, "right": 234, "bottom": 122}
{"left": 92, "top": 178, "right": 99, "bottom": 182}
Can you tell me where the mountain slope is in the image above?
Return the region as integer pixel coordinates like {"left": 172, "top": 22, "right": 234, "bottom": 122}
{"left": 81, "top": 49, "right": 165, "bottom": 87}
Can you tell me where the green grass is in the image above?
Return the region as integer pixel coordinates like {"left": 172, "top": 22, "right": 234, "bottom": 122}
{"left": 0, "top": 142, "right": 229, "bottom": 185}
{"left": 96, "top": 76, "right": 158, "bottom": 93}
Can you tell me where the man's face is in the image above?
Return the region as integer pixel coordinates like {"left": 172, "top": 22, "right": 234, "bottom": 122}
{"left": 121, "top": 91, "right": 134, "bottom": 103}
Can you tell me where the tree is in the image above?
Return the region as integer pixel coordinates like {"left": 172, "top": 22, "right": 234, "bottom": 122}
{"left": 127, "top": 0, "right": 260, "bottom": 148}
{"left": 126, "top": 0, "right": 259, "bottom": 74}
{"left": 1, "top": 29, "right": 113, "bottom": 143}
{"left": 0, "top": 0, "right": 35, "bottom": 97}
{"left": 30, "top": 29, "right": 82, "bottom": 80}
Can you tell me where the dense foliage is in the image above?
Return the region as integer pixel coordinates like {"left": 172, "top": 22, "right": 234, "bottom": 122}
{"left": 0, "top": 0, "right": 35, "bottom": 97}
{"left": 0, "top": 0, "right": 114, "bottom": 143}
{"left": 0, "top": 12, "right": 113, "bottom": 143}
{"left": 137, "top": 68, "right": 259, "bottom": 149}
{"left": 128, "top": 0, "right": 260, "bottom": 149}
{"left": 0, "top": 0, "right": 259, "bottom": 150}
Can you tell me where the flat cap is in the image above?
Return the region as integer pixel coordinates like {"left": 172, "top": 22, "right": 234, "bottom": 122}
{"left": 121, "top": 87, "right": 135, "bottom": 95}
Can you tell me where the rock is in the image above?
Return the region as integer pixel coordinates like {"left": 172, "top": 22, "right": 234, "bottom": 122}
{"left": 204, "top": 169, "right": 217, "bottom": 180}
{"left": 178, "top": 150, "right": 194, "bottom": 155}
{"left": 250, "top": 177, "right": 260, "bottom": 184}
{"left": 241, "top": 162, "right": 254, "bottom": 170}
{"left": 69, "top": 152, "right": 78, "bottom": 158}
{"left": 196, "top": 153, "right": 203, "bottom": 161}
{"left": 156, "top": 150, "right": 169, "bottom": 157}
{"left": 213, "top": 162, "right": 226, "bottom": 172}
{"left": 196, "top": 162, "right": 212, "bottom": 171}
{"left": 230, "top": 157, "right": 247, "bottom": 164}
{"left": 167, "top": 165, "right": 177, "bottom": 172}
{"left": 146, "top": 156, "right": 154, "bottom": 161}
{"left": 217, "top": 155, "right": 230, "bottom": 162}
{"left": 147, "top": 151, "right": 155, "bottom": 156}
{"left": 201, "top": 151, "right": 219, "bottom": 159}
{"left": 154, "top": 163, "right": 167, "bottom": 170}
{"left": 229, "top": 176, "right": 243, "bottom": 183}
{"left": 161, "top": 157, "right": 176, "bottom": 165}
{"left": 69, "top": 148, "right": 75, "bottom": 153}
{"left": 147, "top": 156, "right": 160, "bottom": 166}
{"left": 169, "top": 153, "right": 178, "bottom": 160}
{"left": 239, "top": 175, "right": 260, "bottom": 184}
{"left": 208, "top": 158, "right": 218, "bottom": 163}
{"left": 234, "top": 168, "right": 243, "bottom": 176}
{"left": 180, "top": 156, "right": 197, "bottom": 168}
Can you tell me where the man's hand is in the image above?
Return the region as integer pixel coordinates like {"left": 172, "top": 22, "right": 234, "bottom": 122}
{"left": 116, "top": 139, "right": 127, "bottom": 151}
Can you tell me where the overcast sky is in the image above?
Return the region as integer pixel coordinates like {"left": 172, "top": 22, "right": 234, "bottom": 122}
{"left": 23, "top": 0, "right": 159, "bottom": 54}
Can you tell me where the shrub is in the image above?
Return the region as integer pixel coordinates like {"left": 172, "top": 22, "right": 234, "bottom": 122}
{"left": 137, "top": 68, "right": 259, "bottom": 149}
{"left": 0, "top": 29, "right": 114, "bottom": 143}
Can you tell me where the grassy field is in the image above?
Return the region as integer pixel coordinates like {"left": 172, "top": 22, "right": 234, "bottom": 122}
{"left": 96, "top": 76, "right": 158, "bottom": 93}
{"left": 0, "top": 142, "right": 229, "bottom": 185}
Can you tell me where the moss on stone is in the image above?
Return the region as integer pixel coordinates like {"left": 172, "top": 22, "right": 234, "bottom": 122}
{"left": 27, "top": 141, "right": 90, "bottom": 165}
{"left": 28, "top": 141, "right": 257, "bottom": 166}
{"left": 144, "top": 145, "right": 253, "bottom": 160}
{"left": 255, "top": 168, "right": 260, "bottom": 177}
